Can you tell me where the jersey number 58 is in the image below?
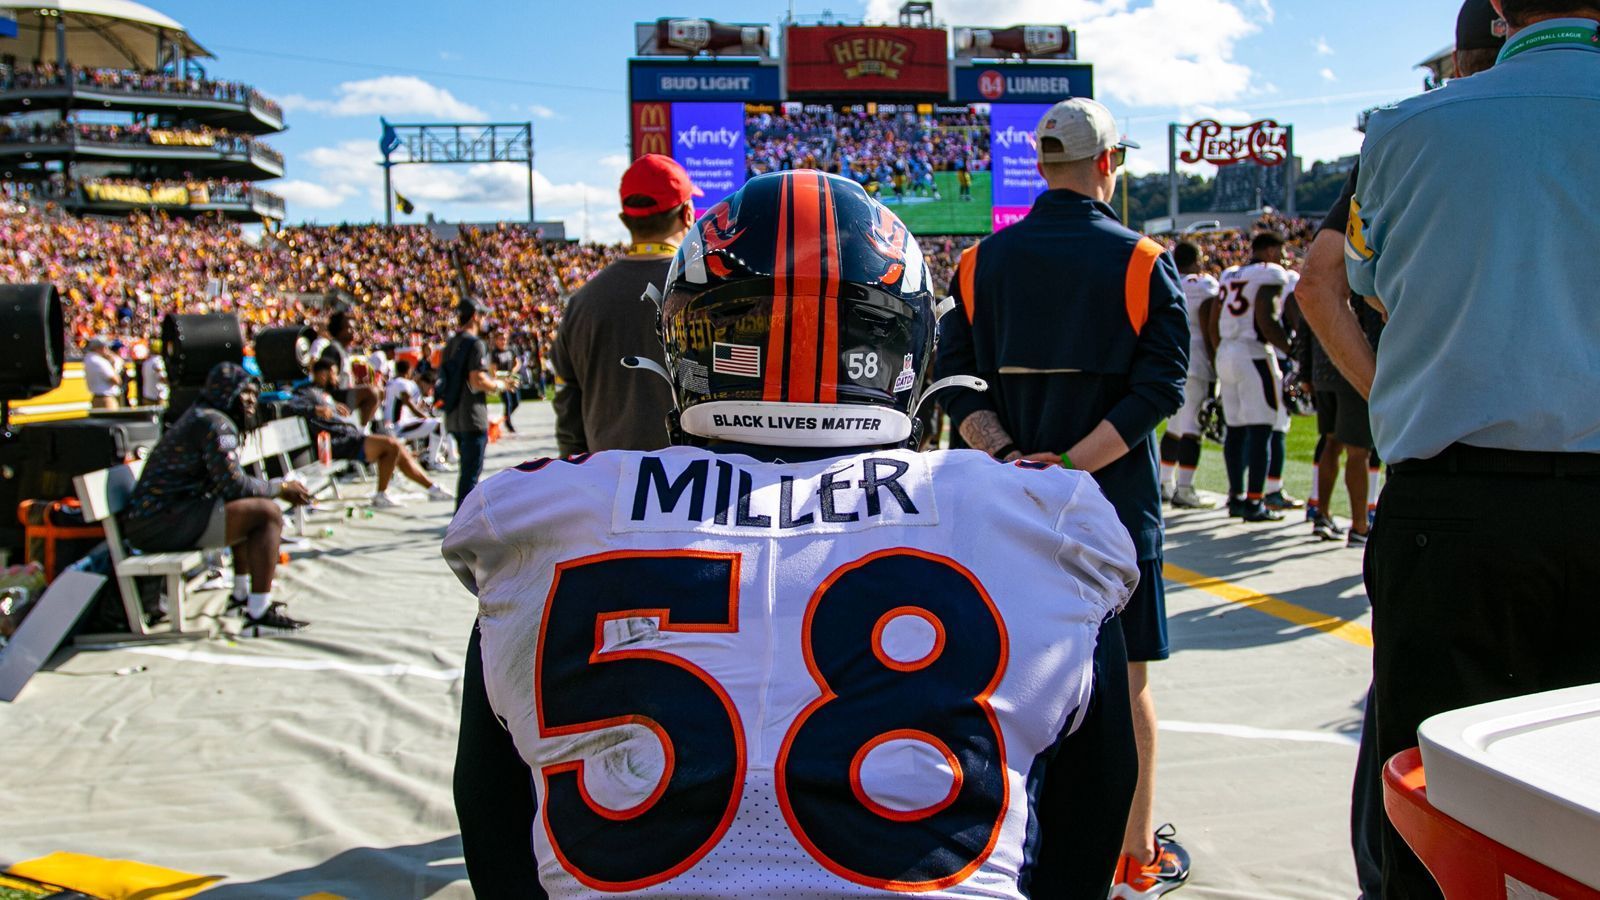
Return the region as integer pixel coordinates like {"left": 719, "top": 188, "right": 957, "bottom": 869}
{"left": 535, "top": 549, "right": 1011, "bottom": 893}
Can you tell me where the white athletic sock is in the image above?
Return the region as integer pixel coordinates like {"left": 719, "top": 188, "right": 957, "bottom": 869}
{"left": 1369, "top": 467, "right": 1382, "bottom": 504}
{"left": 1176, "top": 465, "right": 1197, "bottom": 488}
{"left": 246, "top": 592, "right": 273, "bottom": 619}
{"left": 233, "top": 575, "right": 249, "bottom": 600}
{"left": 1308, "top": 472, "right": 1321, "bottom": 505}
{"left": 1159, "top": 461, "right": 1176, "bottom": 488}
{"left": 1266, "top": 476, "right": 1283, "bottom": 495}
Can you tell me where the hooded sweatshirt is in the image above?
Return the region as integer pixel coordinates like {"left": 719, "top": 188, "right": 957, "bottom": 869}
{"left": 125, "top": 361, "right": 273, "bottom": 521}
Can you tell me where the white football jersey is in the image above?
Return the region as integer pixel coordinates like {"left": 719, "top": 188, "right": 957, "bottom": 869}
{"left": 444, "top": 446, "right": 1138, "bottom": 899}
{"left": 1217, "top": 262, "right": 1292, "bottom": 357}
{"left": 1180, "top": 273, "right": 1220, "bottom": 380}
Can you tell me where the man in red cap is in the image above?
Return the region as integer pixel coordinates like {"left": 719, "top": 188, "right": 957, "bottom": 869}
{"left": 550, "top": 154, "right": 703, "bottom": 454}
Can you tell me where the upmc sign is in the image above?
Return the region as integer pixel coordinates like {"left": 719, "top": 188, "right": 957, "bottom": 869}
{"left": 953, "top": 63, "right": 1095, "bottom": 103}
{"left": 630, "top": 62, "right": 780, "bottom": 102}
{"left": 632, "top": 103, "right": 672, "bottom": 157}
{"left": 785, "top": 26, "right": 949, "bottom": 95}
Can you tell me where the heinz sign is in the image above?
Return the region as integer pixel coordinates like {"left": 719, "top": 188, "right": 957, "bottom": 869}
{"left": 786, "top": 26, "right": 949, "bottom": 95}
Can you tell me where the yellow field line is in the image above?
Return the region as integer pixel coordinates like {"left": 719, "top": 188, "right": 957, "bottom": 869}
{"left": 1163, "top": 562, "right": 1373, "bottom": 649}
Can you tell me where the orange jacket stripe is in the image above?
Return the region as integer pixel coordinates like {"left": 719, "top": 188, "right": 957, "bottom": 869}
{"left": 956, "top": 244, "right": 980, "bottom": 323}
{"left": 1124, "top": 237, "right": 1163, "bottom": 335}
{"left": 786, "top": 171, "right": 822, "bottom": 404}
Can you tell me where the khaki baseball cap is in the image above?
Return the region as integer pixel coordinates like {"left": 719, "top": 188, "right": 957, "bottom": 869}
{"left": 1036, "top": 98, "right": 1140, "bottom": 163}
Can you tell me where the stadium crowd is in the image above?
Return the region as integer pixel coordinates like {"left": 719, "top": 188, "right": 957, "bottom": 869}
{"left": 0, "top": 206, "right": 616, "bottom": 351}
{"left": 0, "top": 63, "right": 284, "bottom": 120}
{"left": 746, "top": 107, "right": 990, "bottom": 196}
{"left": 0, "top": 120, "right": 284, "bottom": 168}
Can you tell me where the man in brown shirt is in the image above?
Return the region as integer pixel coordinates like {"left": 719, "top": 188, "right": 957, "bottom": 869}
{"left": 550, "top": 155, "right": 700, "bottom": 455}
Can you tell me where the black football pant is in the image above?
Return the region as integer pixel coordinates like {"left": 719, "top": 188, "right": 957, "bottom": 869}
{"left": 1366, "top": 452, "right": 1600, "bottom": 899}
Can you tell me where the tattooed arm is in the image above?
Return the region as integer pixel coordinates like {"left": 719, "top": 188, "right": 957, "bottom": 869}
{"left": 959, "top": 410, "right": 1022, "bottom": 461}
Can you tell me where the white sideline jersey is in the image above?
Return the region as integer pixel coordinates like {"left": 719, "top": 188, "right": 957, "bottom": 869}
{"left": 444, "top": 446, "right": 1138, "bottom": 899}
{"left": 1180, "top": 273, "right": 1220, "bottom": 381}
{"left": 1217, "top": 262, "right": 1292, "bottom": 358}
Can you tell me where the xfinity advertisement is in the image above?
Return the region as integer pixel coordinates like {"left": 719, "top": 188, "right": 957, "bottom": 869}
{"left": 988, "top": 103, "right": 1051, "bottom": 231}
{"left": 671, "top": 103, "right": 747, "bottom": 206}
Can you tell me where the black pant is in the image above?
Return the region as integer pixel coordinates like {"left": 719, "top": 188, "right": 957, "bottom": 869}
{"left": 501, "top": 387, "right": 519, "bottom": 427}
{"left": 1367, "top": 460, "right": 1600, "bottom": 898}
{"left": 452, "top": 429, "right": 488, "bottom": 513}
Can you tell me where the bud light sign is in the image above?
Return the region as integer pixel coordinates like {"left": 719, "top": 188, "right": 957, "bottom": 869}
{"left": 672, "top": 103, "right": 746, "bottom": 206}
{"left": 989, "top": 103, "right": 1051, "bottom": 231}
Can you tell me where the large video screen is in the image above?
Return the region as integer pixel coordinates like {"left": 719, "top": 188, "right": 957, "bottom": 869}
{"left": 648, "top": 99, "right": 1051, "bottom": 235}
{"left": 745, "top": 101, "right": 993, "bottom": 236}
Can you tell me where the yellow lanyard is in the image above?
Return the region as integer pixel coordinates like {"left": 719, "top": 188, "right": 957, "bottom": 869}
{"left": 628, "top": 242, "right": 678, "bottom": 257}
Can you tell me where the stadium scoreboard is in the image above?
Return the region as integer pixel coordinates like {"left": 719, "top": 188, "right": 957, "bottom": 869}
{"left": 629, "top": 19, "right": 1095, "bottom": 235}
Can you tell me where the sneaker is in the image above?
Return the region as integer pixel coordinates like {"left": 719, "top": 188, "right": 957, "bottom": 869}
{"left": 1368, "top": 507, "right": 1378, "bottom": 530}
{"left": 1312, "top": 516, "right": 1345, "bottom": 541}
{"left": 1170, "top": 486, "right": 1215, "bottom": 509}
{"left": 1111, "top": 824, "right": 1191, "bottom": 899}
{"left": 427, "top": 484, "right": 454, "bottom": 503}
{"left": 1305, "top": 503, "right": 1320, "bottom": 523}
{"left": 371, "top": 491, "right": 403, "bottom": 509}
{"left": 1160, "top": 482, "right": 1175, "bottom": 503}
{"left": 242, "top": 602, "right": 309, "bottom": 637}
{"left": 1242, "top": 501, "right": 1284, "bottom": 523}
{"left": 1227, "top": 496, "right": 1245, "bottom": 518}
{"left": 1263, "top": 490, "right": 1304, "bottom": 510}
{"left": 1347, "top": 529, "right": 1369, "bottom": 549}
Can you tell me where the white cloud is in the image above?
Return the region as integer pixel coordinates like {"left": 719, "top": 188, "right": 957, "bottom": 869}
{"left": 865, "top": 0, "right": 1268, "bottom": 109}
{"left": 1320, "top": 68, "right": 1338, "bottom": 82}
{"left": 280, "top": 76, "right": 486, "bottom": 120}
{"left": 288, "top": 138, "right": 626, "bottom": 240}
{"left": 527, "top": 103, "right": 558, "bottom": 120}
{"left": 273, "top": 178, "right": 350, "bottom": 211}
{"left": 1315, "top": 36, "right": 1334, "bottom": 56}
{"left": 1292, "top": 122, "right": 1364, "bottom": 164}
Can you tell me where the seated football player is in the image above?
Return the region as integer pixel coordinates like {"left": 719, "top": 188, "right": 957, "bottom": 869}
{"left": 121, "top": 362, "right": 314, "bottom": 636}
{"left": 445, "top": 171, "right": 1142, "bottom": 899}
{"left": 294, "top": 359, "right": 452, "bottom": 508}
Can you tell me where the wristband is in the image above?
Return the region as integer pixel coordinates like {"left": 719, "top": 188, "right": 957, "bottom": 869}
{"left": 1059, "top": 452, "right": 1075, "bottom": 470}
{"left": 993, "top": 443, "right": 1018, "bottom": 460}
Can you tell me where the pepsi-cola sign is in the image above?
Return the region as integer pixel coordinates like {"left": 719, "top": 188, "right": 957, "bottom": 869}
{"left": 953, "top": 63, "right": 1094, "bottom": 103}
{"left": 1179, "top": 120, "right": 1291, "bottom": 168}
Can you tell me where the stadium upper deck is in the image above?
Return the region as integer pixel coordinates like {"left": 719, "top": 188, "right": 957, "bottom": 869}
{"left": 0, "top": 0, "right": 286, "bottom": 221}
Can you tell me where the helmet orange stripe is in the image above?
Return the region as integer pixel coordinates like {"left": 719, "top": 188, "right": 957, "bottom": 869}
{"left": 786, "top": 171, "right": 822, "bottom": 404}
{"left": 818, "top": 175, "right": 842, "bottom": 403}
{"left": 763, "top": 174, "right": 792, "bottom": 401}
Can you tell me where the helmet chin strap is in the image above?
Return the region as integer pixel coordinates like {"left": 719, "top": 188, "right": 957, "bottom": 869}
{"left": 912, "top": 375, "right": 988, "bottom": 419}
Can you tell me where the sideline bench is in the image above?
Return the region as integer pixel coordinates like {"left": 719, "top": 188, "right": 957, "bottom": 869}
{"left": 70, "top": 416, "right": 340, "bottom": 642}
{"left": 72, "top": 459, "right": 212, "bottom": 643}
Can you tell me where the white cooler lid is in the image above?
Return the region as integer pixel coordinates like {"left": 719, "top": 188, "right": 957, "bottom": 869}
{"left": 1418, "top": 683, "right": 1600, "bottom": 891}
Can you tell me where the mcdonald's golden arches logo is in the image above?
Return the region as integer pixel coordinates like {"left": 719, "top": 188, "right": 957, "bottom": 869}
{"left": 634, "top": 103, "right": 672, "bottom": 157}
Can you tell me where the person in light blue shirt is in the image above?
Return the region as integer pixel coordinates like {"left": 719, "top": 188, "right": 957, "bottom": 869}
{"left": 1346, "top": 9, "right": 1600, "bottom": 464}
{"left": 1342, "top": 4, "right": 1600, "bottom": 898}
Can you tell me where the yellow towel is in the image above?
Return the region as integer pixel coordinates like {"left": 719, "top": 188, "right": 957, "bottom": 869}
{"left": 5, "top": 852, "right": 221, "bottom": 899}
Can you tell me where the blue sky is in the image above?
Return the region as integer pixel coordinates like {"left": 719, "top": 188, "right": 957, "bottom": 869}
{"left": 148, "top": 0, "right": 1467, "bottom": 239}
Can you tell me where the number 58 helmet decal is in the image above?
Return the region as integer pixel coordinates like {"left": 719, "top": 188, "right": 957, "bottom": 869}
{"left": 631, "top": 170, "right": 982, "bottom": 448}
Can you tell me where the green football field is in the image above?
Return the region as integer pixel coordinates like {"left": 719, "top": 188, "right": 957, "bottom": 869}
{"left": 878, "top": 171, "right": 992, "bottom": 236}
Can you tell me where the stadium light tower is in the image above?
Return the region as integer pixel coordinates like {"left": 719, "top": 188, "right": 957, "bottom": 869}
{"left": 377, "top": 121, "right": 535, "bottom": 226}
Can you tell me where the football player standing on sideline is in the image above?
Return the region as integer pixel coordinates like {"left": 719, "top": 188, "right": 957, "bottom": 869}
{"left": 447, "top": 171, "right": 1143, "bottom": 898}
{"left": 1210, "top": 232, "right": 1294, "bottom": 523}
{"left": 1158, "top": 241, "right": 1220, "bottom": 510}
{"left": 1337, "top": 1, "right": 1600, "bottom": 896}
{"left": 935, "top": 98, "right": 1193, "bottom": 899}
